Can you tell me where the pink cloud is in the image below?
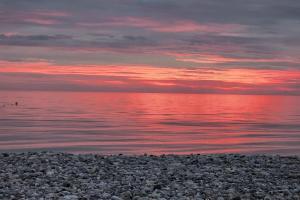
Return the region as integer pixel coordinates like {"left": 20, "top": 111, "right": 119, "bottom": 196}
{"left": 170, "top": 53, "right": 300, "bottom": 65}
{"left": 1, "top": 60, "right": 300, "bottom": 85}
{"left": 79, "top": 17, "right": 243, "bottom": 33}
{"left": 23, "top": 18, "right": 59, "bottom": 25}
{"left": 0, "top": 10, "right": 70, "bottom": 25}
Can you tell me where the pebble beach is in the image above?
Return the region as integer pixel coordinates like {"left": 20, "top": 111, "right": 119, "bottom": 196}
{"left": 0, "top": 152, "right": 299, "bottom": 200}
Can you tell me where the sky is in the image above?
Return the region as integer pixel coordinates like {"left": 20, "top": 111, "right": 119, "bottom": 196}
{"left": 1, "top": 0, "right": 300, "bottom": 95}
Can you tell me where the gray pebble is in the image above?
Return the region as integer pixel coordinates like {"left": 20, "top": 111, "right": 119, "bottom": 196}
{"left": 0, "top": 152, "right": 299, "bottom": 200}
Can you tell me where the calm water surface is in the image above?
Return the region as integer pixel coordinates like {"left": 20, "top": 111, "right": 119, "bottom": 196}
{"left": 0, "top": 91, "right": 300, "bottom": 155}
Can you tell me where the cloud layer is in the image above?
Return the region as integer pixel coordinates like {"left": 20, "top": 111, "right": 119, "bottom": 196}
{"left": 1, "top": 0, "right": 300, "bottom": 94}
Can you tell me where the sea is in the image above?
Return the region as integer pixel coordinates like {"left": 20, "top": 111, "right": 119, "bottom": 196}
{"left": 1, "top": 91, "right": 300, "bottom": 155}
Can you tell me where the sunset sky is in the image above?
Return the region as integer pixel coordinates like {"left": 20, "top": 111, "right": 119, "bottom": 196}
{"left": 1, "top": 0, "right": 300, "bottom": 95}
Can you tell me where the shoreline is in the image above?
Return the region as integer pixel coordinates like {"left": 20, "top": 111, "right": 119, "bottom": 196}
{"left": 1, "top": 152, "right": 299, "bottom": 200}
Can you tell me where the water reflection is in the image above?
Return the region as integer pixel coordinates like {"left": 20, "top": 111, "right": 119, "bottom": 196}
{"left": 0, "top": 91, "right": 300, "bottom": 155}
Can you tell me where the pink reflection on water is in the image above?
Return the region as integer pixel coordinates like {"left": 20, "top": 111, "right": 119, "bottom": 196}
{"left": 0, "top": 91, "right": 300, "bottom": 155}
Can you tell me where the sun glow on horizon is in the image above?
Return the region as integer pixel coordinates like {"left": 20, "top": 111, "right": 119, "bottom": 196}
{"left": 1, "top": 60, "right": 300, "bottom": 94}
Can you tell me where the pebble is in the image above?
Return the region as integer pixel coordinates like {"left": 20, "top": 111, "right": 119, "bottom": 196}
{"left": 0, "top": 152, "right": 299, "bottom": 200}
{"left": 61, "top": 195, "right": 79, "bottom": 200}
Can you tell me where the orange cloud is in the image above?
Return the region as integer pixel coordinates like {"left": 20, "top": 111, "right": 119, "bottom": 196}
{"left": 1, "top": 60, "right": 300, "bottom": 94}
{"left": 172, "top": 53, "right": 300, "bottom": 65}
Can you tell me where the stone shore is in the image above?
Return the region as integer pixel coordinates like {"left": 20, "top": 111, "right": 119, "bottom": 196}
{"left": 0, "top": 152, "right": 299, "bottom": 200}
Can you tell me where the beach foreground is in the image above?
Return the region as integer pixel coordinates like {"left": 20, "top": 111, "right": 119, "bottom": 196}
{"left": 0, "top": 152, "right": 299, "bottom": 200}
